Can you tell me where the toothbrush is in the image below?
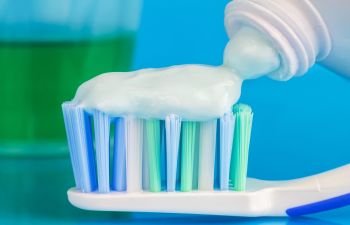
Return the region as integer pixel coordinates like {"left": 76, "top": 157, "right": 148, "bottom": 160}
{"left": 62, "top": 102, "right": 350, "bottom": 217}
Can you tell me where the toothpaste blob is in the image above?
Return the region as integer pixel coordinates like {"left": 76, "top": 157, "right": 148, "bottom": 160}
{"left": 224, "top": 27, "right": 280, "bottom": 80}
{"left": 73, "top": 65, "right": 242, "bottom": 121}
{"left": 73, "top": 27, "right": 280, "bottom": 120}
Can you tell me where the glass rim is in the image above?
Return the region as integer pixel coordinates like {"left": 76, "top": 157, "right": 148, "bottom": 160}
{"left": 0, "top": 142, "right": 69, "bottom": 159}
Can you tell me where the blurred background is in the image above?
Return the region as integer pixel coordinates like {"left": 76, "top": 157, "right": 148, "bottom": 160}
{"left": 0, "top": 0, "right": 349, "bottom": 224}
{"left": 0, "top": 0, "right": 141, "bottom": 222}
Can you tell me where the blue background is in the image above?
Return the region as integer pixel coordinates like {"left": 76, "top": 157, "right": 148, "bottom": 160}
{"left": 132, "top": 0, "right": 350, "bottom": 223}
{"left": 134, "top": 0, "right": 350, "bottom": 181}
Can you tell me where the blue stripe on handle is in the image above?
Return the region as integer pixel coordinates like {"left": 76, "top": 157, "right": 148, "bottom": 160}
{"left": 286, "top": 193, "right": 350, "bottom": 217}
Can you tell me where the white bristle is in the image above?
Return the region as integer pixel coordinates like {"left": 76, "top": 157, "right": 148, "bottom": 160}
{"left": 142, "top": 128, "right": 150, "bottom": 191}
{"left": 165, "top": 114, "right": 182, "bottom": 192}
{"left": 198, "top": 120, "right": 217, "bottom": 191}
{"left": 220, "top": 112, "right": 235, "bottom": 190}
{"left": 125, "top": 117, "right": 144, "bottom": 192}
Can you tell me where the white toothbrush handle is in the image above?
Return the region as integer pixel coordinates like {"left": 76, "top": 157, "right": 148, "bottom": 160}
{"left": 67, "top": 164, "right": 350, "bottom": 217}
{"left": 268, "top": 164, "right": 350, "bottom": 216}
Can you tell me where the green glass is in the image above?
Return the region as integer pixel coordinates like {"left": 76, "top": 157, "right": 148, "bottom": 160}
{"left": 0, "top": 0, "right": 141, "bottom": 220}
{"left": 0, "top": 35, "right": 134, "bottom": 149}
{"left": 0, "top": 35, "right": 136, "bottom": 219}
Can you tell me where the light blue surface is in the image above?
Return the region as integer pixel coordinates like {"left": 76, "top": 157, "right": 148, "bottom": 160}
{"left": 2, "top": 209, "right": 350, "bottom": 225}
{"left": 5, "top": 0, "right": 350, "bottom": 224}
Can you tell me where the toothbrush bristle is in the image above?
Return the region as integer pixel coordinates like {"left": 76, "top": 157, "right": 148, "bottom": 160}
{"left": 219, "top": 111, "right": 236, "bottom": 190}
{"left": 62, "top": 103, "right": 97, "bottom": 192}
{"left": 62, "top": 103, "right": 253, "bottom": 193}
{"left": 93, "top": 110, "right": 111, "bottom": 193}
{"left": 165, "top": 114, "right": 181, "bottom": 192}
{"left": 145, "top": 119, "right": 162, "bottom": 192}
{"left": 230, "top": 104, "right": 253, "bottom": 191}
{"left": 125, "top": 117, "right": 143, "bottom": 192}
{"left": 180, "top": 121, "right": 198, "bottom": 192}
{"left": 112, "top": 117, "right": 126, "bottom": 191}
{"left": 198, "top": 120, "right": 217, "bottom": 191}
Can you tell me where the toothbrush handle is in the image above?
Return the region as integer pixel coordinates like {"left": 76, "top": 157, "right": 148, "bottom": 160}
{"left": 285, "top": 164, "right": 350, "bottom": 216}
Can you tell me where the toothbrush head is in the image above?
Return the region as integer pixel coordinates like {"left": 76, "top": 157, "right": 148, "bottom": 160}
{"left": 62, "top": 96, "right": 350, "bottom": 217}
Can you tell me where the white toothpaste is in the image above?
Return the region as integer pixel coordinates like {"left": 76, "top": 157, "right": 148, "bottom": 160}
{"left": 73, "top": 65, "right": 241, "bottom": 121}
{"left": 72, "top": 27, "right": 280, "bottom": 120}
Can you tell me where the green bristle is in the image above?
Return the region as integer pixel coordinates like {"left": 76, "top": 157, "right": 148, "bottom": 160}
{"left": 192, "top": 127, "right": 200, "bottom": 190}
{"left": 230, "top": 104, "right": 253, "bottom": 191}
{"left": 180, "top": 121, "right": 198, "bottom": 192}
{"left": 145, "top": 119, "right": 161, "bottom": 192}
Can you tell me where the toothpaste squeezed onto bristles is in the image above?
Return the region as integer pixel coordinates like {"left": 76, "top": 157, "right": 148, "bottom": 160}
{"left": 72, "top": 27, "right": 280, "bottom": 120}
{"left": 73, "top": 65, "right": 241, "bottom": 121}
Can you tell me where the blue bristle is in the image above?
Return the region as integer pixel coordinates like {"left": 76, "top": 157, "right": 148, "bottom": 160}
{"left": 165, "top": 114, "right": 182, "bottom": 192}
{"left": 83, "top": 111, "right": 97, "bottom": 191}
{"left": 62, "top": 103, "right": 97, "bottom": 192}
{"left": 219, "top": 111, "right": 235, "bottom": 190}
{"left": 62, "top": 103, "right": 81, "bottom": 189}
{"left": 112, "top": 117, "right": 127, "bottom": 191}
{"left": 142, "top": 130, "right": 150, "bottom": 191}
{"left": 93, "top": 110, "right": 111, "bottom": 193}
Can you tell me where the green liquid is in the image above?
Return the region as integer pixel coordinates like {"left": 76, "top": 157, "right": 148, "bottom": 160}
{"left": 0, "top": 35, "right": 135, "bottom": 219}
{"left": 0, "top": 34, "right": 135, "bottom": 152}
